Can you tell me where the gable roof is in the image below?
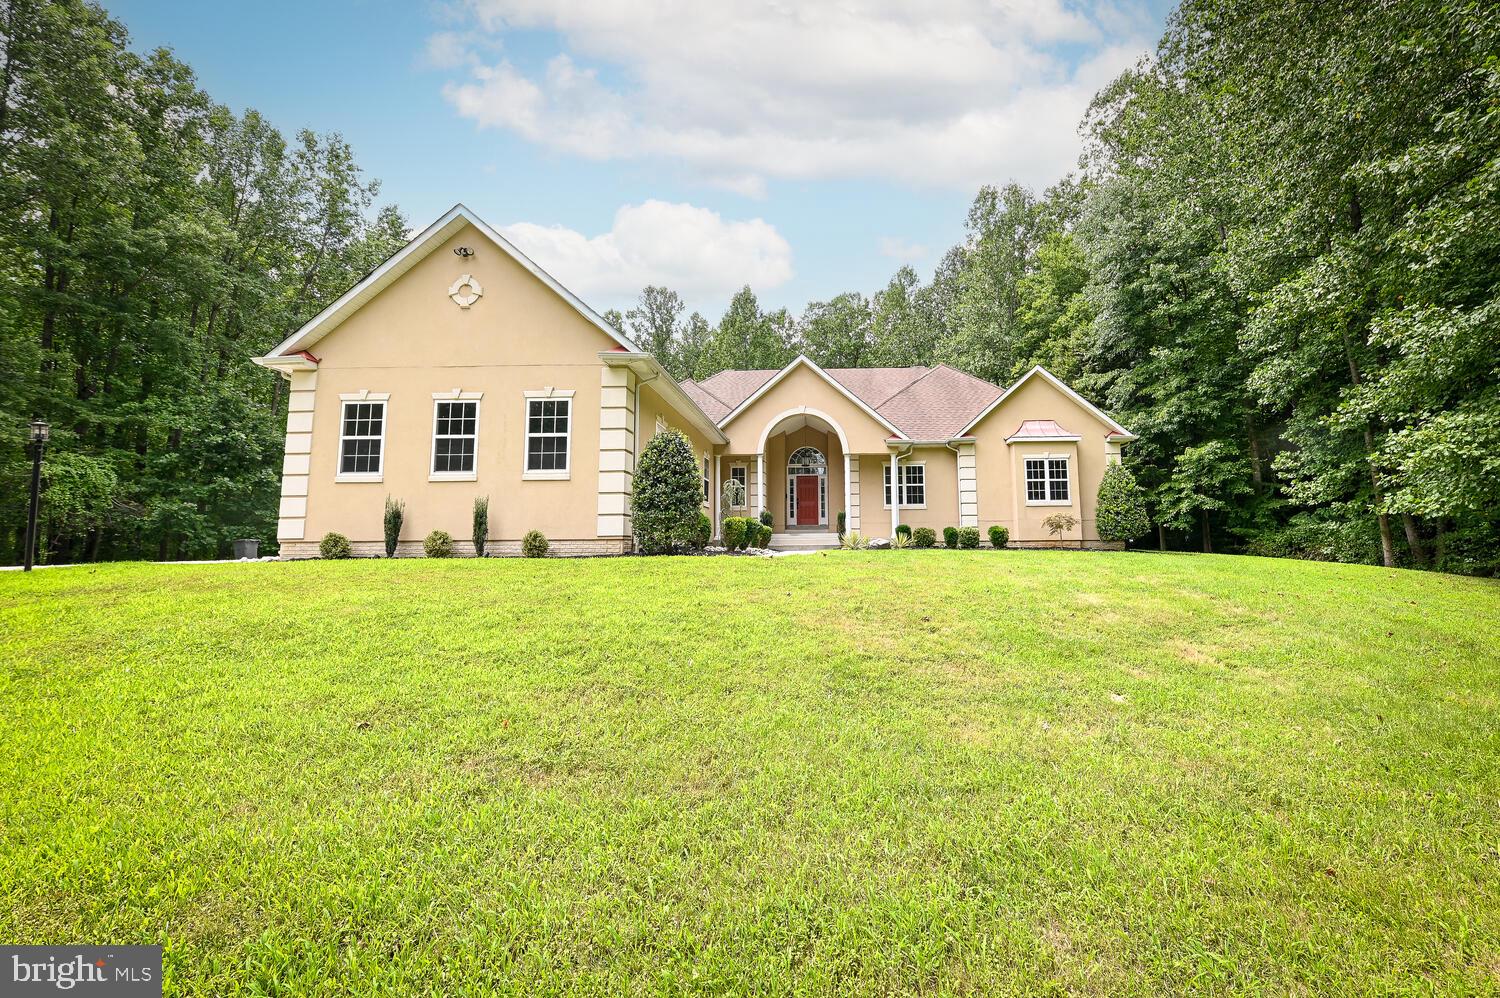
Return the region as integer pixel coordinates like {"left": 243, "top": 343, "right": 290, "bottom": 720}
{"left": 692, "top": 359, "right": 1134, "bottom": 443}
{"left": 256, "top": 203, "right": 639, "bottom": 364}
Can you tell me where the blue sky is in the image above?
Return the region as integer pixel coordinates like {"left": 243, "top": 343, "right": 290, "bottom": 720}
{"left": 106, "top": 0, "right": 1170, "bottom": 318}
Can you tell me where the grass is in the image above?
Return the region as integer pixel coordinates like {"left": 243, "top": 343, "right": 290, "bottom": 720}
{"left": 1, "top": 550, "right": 1497, "bottom": 996}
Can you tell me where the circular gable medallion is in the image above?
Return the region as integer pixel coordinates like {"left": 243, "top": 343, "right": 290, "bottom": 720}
{"left": 448, "top": 274, "right": 483, "bottom": 309}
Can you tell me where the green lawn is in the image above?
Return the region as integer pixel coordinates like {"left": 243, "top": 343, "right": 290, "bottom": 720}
{"left": 1, "top": 552, "right": 1497, "bottom": 995}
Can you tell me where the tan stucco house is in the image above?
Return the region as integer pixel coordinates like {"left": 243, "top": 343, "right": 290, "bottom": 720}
{"left": 253, "top": 204, "right": 1136, "bottom": 556}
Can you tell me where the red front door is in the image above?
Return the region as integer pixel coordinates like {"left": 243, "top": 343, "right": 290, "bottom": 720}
{"left": 795, "top": 475, "right": 820, "bottom": 525}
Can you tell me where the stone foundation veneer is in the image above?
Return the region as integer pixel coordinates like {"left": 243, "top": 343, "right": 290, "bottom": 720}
{"left": 278, "top": 537, "right": 633, "bottom": 559}
{"left": 276, "top": 369, "right": 318, "bottom": 542}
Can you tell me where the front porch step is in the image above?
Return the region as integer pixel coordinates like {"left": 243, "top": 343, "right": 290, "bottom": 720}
{"left": 769, "top": 531, "right": 841, "bottom": 550}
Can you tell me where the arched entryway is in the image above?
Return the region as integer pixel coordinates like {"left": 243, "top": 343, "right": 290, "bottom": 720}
{"left": 786, "top": 446, "right": 827, "bottom": 526}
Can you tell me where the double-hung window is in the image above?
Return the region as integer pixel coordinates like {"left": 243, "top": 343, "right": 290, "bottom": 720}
{"left": 883, "top": 463, "right": 926, "bottom": 508}
{"left": 338, "top": 399, "right": 386, "bottom": 480}
{"left": 1025, "top": 456, "right": 1070, "bottom": 503}
{"left": 431, "top": 398, "right": 479, "bottom": 479}
{"left": 524, "top": 395, "right": 571, "bottom": 478}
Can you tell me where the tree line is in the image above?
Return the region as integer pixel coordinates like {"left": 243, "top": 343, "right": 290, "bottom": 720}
{"left": 609, "top": 0, "right": 1500, "bottom": 574}
{"left": 3, "top": 0, "right": 1495, "bottom": 573}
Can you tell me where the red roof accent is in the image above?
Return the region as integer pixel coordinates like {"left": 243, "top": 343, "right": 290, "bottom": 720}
{"left": 294, "top": 350, "right": 320, "bottom": 363}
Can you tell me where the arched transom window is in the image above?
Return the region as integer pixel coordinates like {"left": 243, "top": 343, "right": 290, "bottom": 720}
{"left": 787, "top": 447, "right": 826, "bottom": 474}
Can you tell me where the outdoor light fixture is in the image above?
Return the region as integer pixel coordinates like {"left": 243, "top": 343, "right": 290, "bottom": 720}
{"left": 453, "top": 246, "right": 474, "bottom": 258}
{"left": 23, "top": 419, "right": 49, "bottom": 571}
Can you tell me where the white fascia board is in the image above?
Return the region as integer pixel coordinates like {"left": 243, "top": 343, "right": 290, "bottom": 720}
{"left": 958, "top": 365, "right": 1136, "bottom": 439}
{"left": 601, "top": 352, "right": 728, "bottom": 445}
{"left": 717, "top": 354, "right": 906, "bottom": 439}
{"left": 260, "top": 204, "right": 640, "bottom": 363}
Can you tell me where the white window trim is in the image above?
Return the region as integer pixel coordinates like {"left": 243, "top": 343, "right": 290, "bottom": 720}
{"left": 1024, "top": 453, "right": 1074, "bottom": 506}
{"left": 335, "top": 394, "right": 390, "bottom": 483}
{"left": 522, "top": 391, "right": 573, "bottom": 481}
{"left": 729, "top": 464, "right": 748, "bottom": 509}
{"left": 429, "top": 395, "right": 482, "bottom": 482}
{"left": 882, "top": 462, "right": 927, "bottom": 509}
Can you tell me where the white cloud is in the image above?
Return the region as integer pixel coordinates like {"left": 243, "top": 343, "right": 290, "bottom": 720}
{"left": 878, "top": 236, "right": 928, "bottom": 261}
{"left": 499, "top": 200, "right": 793, "bottom": 311}
{"left": 434, "top": 0, "right": 1154, "bottom": 191}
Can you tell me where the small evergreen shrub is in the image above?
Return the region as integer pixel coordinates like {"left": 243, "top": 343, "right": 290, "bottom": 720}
{"left": 943, "top": 526, "right": 959, "bottom": 549}
{"left": 836, "top": 511, "right": 846, "bottom": 538}
{"left": 522, "top": 530, "right": 549, "bottom": 558}
{"left": 722, "top": 517, "right": 747, "bottom": 551}
{"left": 759, "top": 510, "right": 773, "bottom": 528}
{"left": 895, "top": 523, "right": 912, "bottom": 541}
{"left": 319, "top": 532, "right": 352, "bottom": 559}
{"left": 634, "top": 429, "right": 702, "bottom": 554}
{"left": 989, "top": 525, "right": 1009, "bottom": 549}
{"left": 472, "top": 496, "right": 489, "bottom": 557}
{"left": 913, "top": 527, "right": 936, "bottom": 548}
{"left": 690, "top": 512, "right": 712, "bottom": 550}
{"left": 423, "top": 530, "right": 454, "bottom": 558}
{"left": 758, "top": 523, "right": 772, "bottom": 548}
{"left": 958, "top": 526, "right": 981, "bottom": 549}
{"left": 383, "top": 496, "right": 404, "bottom": 557}
{"left": 1095, "top": 463, "right": 1151, "bottom": 543}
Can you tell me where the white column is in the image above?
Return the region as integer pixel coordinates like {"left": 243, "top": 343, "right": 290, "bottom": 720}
{"left": 756, "top": 451, "right": 765, "bottom": 519}
{"left": 842, "top": 453, "right": 852, "bottom": 534}
{"left": 890, "top": 451, "right": 901, "bottom": 538}
{"left": 713, "top": 454, "right": 722, "bottom": 538}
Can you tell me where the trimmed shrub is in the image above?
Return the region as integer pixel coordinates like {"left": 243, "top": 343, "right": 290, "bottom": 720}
{"left": 690, "top": 512, "right": 712, "bottom": 551}
{"left": 758, "top": 523, "right": 772, "bottom": 548}
{"left": 895, "top": 523, "right": 912, "bottom": 541}
{"left": 912, "top": 527, "right": 937, "bottom": 548}
{"left": 472, "top": 496, "right": 489, "bottom": 557}
{"left": 958, "top": 526, "right": 981, "bottom": 549}
{"left": 634, "top": 429, "right": 702, "bottom": 554}
{"left": 521, "top": 530, "right": 549, "bottom": 558}
{"left": 836, "top": 511, "right": 846, "bottom": 539}
{"left": 383, "top": 496, "right": 404, "bottom": 557}
{"left": 1095, "top": 463, "right": 1151, "bottom": 543}
{"left": 943, "top": 526, "right": 959, "bottom": 549}
{"left": 759, "top": 509, "right": 773, "bottom": 528}
{"left": 989, "top": 524, "right": 1009, "bottom": 549}
{"left": 319, "top": 532, "right": 352, "bottom": 559}
{"left": 722, "top": 517, "right": 747, "bottom": 551}
{"left": 423, "top": 530, "right": 455, "bottom": 558}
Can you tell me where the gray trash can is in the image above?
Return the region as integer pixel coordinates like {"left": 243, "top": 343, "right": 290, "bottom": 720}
{"left": 233, "top": 538, "right": 260, "bottom": 560}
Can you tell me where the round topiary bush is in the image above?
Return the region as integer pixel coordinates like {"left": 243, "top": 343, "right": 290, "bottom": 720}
{"left": 634, "top": 429, "right": 702, "bottom": 554}
{"left": 988, "top": 524, "right": 1009, "bottom": 549}
{"left": 958, "top": 526, "right": 981, "bottom": 549}
{"left": 943, "top": 526, "right": 959, "bottom": 549}
{"left": 423, "top": 530, "right": 454, "bottom": 558}
{"left": 722, "top": 517, "right": 747, "bottom": 551}
{"left": 522, "top": 530, "right": 549, "bottom": 558}
{"left": 913, "top": 526, "right": 936, "bottom": 548}
{"left": 1096, "top": 463, "right": 1151, "bottom": 543}
{"left": 319, "top": 532, "right": 352, "bottom": 559}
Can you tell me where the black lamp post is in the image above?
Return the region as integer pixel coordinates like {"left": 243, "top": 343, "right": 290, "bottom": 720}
{"left": 23, "top": 419, "right": 49, "bottom": 572}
